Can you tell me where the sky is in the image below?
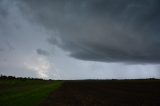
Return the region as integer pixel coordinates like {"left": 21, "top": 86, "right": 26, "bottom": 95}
{"left": 0, "top": 0, "right": 160, "bottom": 79}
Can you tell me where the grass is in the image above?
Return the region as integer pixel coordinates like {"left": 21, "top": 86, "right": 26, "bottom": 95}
{"left": 0, "top": 79, "right": 63, "bottom": 106}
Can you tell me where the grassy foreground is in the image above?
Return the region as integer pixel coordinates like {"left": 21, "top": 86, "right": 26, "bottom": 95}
{"left": 0, "top": 79, "right": 62, "bottom": 106}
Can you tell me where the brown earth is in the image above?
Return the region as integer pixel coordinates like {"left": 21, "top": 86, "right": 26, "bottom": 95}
{"left": 40, "top": 80, "right": 160, "bottom": 106}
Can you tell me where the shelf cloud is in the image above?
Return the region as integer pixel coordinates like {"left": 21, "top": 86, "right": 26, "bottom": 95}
{"left": 20, "top": 0, "right": 160, "bottom": 63}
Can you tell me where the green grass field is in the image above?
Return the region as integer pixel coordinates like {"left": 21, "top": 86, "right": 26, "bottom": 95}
{"left": 0, "top": 79, "right": 62, "bottom": 106}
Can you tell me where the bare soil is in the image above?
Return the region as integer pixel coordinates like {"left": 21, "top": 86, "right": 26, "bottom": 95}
{"left": 40, "top": 80, "right": 160, "bottom": 106}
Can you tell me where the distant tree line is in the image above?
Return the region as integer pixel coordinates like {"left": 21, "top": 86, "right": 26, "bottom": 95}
{"left": 84, "top": 78, "right": 158, "bottom": 81}
{"left": 0, "top": 74, "right": 158, "bottom": 81}
{"left": 0, "top": 74, "right": 46, "bottom": 80}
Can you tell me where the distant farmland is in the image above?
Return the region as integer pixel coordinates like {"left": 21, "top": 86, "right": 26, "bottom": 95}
{"left": 0, "top": 77, "right": 62, "bottom": 106}
{"left": 41, "top": 80, "right": 160, "bottom": 106}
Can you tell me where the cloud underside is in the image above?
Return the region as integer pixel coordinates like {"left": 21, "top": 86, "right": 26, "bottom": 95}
{"left": 36, "top": 49, "right": 49, "bottom": 56}
{"left": 22, "top": 0, "right": 160, "bottom": 63}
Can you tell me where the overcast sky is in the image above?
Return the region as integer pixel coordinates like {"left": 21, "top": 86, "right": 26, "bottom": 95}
{"left": 0, "top": 0, "right": 160, "bottom": 79}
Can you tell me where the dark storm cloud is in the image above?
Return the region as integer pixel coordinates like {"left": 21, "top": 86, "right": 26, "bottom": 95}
{"left": 21, "top": 0, "right": 160, "bottom": 63}
{"left": 0, "top": 0, "right": 8, "bottom": 17}
{"left": 36, "top": 49, "right": 49, "bottom": 56}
